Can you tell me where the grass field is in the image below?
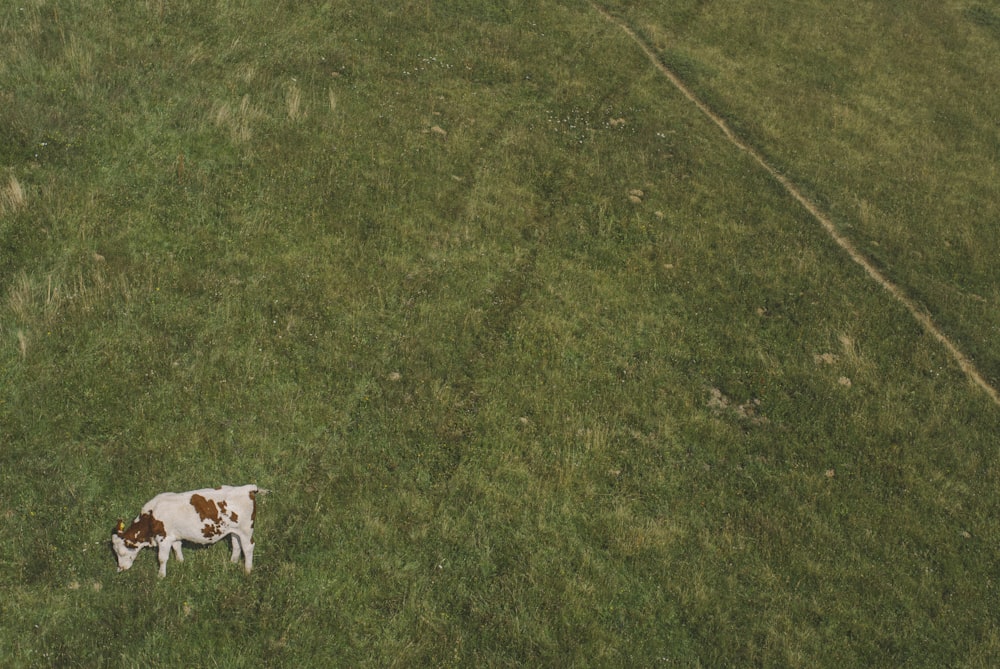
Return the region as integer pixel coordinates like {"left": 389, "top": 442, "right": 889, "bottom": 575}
{"left": 2, "top": 1, "right": 999, "bottom": 666}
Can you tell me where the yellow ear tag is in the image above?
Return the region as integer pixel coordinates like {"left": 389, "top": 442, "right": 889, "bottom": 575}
{"left": 116, "top": 520, "right": 126, "bottom": 533}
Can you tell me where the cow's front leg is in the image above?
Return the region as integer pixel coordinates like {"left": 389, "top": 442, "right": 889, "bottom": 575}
{"left": 172, "top": 541, "right": 184, "bottom": 562}
{"left": 157, "top": 540, "right": 172, "bottom": 577}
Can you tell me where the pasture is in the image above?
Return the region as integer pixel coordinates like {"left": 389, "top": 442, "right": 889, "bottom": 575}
{"left": 2, "top": 1, "right": 999, "bottom": 665}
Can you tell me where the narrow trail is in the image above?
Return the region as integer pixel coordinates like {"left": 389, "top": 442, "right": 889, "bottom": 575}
{"left": 591, "top": 3, "right": 1000, "bottom": 408}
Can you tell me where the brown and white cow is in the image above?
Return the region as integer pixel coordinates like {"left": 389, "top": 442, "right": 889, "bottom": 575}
{"left": 112, "top": 485, "right": 264, "bottom": 577}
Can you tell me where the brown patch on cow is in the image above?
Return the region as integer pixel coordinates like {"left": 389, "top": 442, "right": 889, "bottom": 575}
{"left": 202, "top": 523, "right": 222, "bottom": 539}
{"left": 190, "top": 494, "right": 221, "bottom": 523}
{"left": 121, "top": 512, "right": 166, "bottom": 547}
{"left": 218, "top": 501, "right": 228, "bottom": 514}
{"left": 149, "top": 514, "right": 166, "bottom": 538}
{"left": 229, "top": 511, "right": 238, "bottom": 523}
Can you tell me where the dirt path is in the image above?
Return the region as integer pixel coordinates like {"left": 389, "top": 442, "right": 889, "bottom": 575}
{"left": 591, "top": 3, "right": 1000, "bottom": 407}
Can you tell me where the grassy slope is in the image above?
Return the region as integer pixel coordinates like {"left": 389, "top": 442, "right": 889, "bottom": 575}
{"left": 1, "top": 1, "right": 999, "bottom": 666}
{"left": 603, "top": 0, "right": 1000, "bottom": 385}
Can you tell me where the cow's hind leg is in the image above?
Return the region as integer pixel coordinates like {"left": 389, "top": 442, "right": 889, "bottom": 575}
{"left": 172, "top": 541, "right": 184, "bottom": 562}
{"left": 230, "top": 534, "right": 242, "bottom": 564}
{"left": 236, "top": 530, "right": 254, "bottom": 574}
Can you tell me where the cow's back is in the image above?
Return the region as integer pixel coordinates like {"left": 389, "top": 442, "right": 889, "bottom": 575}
{"left": 146, "top": 485, "right": 257, "bottom": 545}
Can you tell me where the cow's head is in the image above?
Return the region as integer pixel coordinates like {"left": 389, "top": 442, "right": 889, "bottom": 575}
{"left": 111, "top": 513, "right": 161, "bottom": 572}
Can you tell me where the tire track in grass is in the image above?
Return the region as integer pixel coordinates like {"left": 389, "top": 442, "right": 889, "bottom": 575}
{"left": 591, "top": 3, "right": 1000, "bottom": 407}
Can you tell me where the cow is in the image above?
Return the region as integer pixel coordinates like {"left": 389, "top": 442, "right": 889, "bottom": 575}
{"left": 111, "top": 484, "right": 265, "bottom": 577}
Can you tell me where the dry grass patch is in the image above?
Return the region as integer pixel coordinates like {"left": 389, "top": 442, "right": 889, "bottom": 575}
{"left": 7, "top": 271, "right": 42, "bottom": 323}
{"left": 707, "top": 387, "right": 767, "bottom": 424}
{"left": 63, "top": 34, "right": 94, "bottom": 80}
{"left": 286, "top": 81, "right": 306, "bottom": 122}
{"left": 1, "top": 175, "right": 26, "bottom": 215}
{"left": 838, "top": 333, "right": 862, "bottom": 366}
{"left": 7, "top": 263, "right": 131, "bottom": 340}
{"left": 213, "top": 95, "right": 263, "bottom": 143}
{"left": 16, "top": 329, "right": 28, "bottom": 359}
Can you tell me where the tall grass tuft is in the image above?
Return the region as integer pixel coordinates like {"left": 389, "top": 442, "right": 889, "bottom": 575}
{"left": 286, "top": 81, "right": 305, "bottom": 122}
{"left": 1, "top": 175, "right": 26, "bottom": 215}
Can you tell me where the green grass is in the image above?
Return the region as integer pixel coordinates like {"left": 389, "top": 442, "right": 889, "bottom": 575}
{"left": 603, "top": 0, "right": 1000, "bottom": 385}
{"left": 2, "top": 1, "right": 999, "bottom": 666}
